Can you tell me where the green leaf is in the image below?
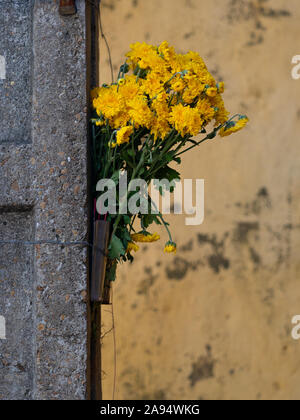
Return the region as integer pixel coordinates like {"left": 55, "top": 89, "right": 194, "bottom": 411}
{"left": 142, "top": 214, "right": 162, "bottom": 228}
{"left": 207, "top": 129, "right": 218, "bottom": 139}
{"left": 123, "top": 215, "right": 132, "bottom": 225}
{"left": 156, "top": 166, "right": 181, "bottom": 183}
{"left": 120, "top": 63, "right": 130, "bottom": 74}
{"left": 121, "top": 228, "right": 132, "bottom": 243}
{"left": 108, "top": 234, "right": 126, "bottom": 259}
{"left": 106, "top": 264, "right": 117, "bottom": 282}
{"left": 111, "top": 170, "right": 121, "bottom": 184}
{"left": 127, "top": 149, "right": 135, "bottom": 157}
{"left": 164, "top": 151, "right": 176, "bottom": 163}
{"left": 121, "top": 149, "right": 135, "bottom": 164}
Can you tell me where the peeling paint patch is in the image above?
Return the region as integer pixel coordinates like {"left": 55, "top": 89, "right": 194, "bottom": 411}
{"left": 166, "top": 257, "right": 203, "bottom": 280}
{"left": 137, "top": 267, "right": 158, "bottom": 294}
{"left": 249, "top": 247, "right": 261, "bottom": 267}
{"left": 235, "top": 187, "right": 271, "bottom": 215}
{"left": 166, "top": 257, "right": 189, "bottom": 280}
{"left": 188, "top": 346, "right": 215, "bottom": 386}
{"left": 208, "top": 254, "right": 230, "bottom": 273}
{"left": 197, "top": 233, "right": 230, "bottom": 274}
{"left": 184, "top": 31, "right": 195, "bottom": 39}
{"left": 233, "top": 222, "right": 260, "bottom": 243}
{"left": 227, "top": 0, "right": 291, "bottom": 46}
{"left": 180, "top": 240, "right": 194, "bottom": 252}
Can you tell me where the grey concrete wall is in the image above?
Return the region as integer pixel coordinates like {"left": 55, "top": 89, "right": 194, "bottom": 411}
{"left": 0, "top": 1, "right": 91, "bottom": 400}
{"left": 0, "top": 0, "right": 33, "bottom": 144}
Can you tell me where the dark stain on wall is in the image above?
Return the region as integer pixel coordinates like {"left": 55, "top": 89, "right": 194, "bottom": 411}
{"left": 198, "top": 233, "right": 227, "bottom": 249}
{"left": 188, "top": 345, "right": 215, "bottom": 386}
{"left": 102, "top": 0, "right": 116, "bottom": 11}
{"left": 249, "top": 246, "right": 261, "bottom": 268}
{"left": 184, "top": 31, "right": 195, "bottom": 39}
{"left": 235, "top": 187, "right": 271, "bottom": 216}
{"left": 233, "top": 222, "right": 260, "bottom": 243}
{"left": 198, "top": 233, "right": 230, "bottom": 274}
{"left": 210, "top": 65, "right": 225, "bottom": 83}
{"left": 227, "top": 0, "right": 291, "bottom": 46}
{"left": 262, "top": 287, "right": 274, "bottom": 306}
{"left": 180, "top": 240, "right": 194, "bottom": 252}
{"left": 208, "top": 253, "right": 230, "bottom": 273}
{"left": 166, "top": 257, "right": 189, "bottom": 280}
{"left": 122, "top": 366, "right": 167, "bottom": 400}
{"left": 154, "top": 186, "right": 291, "bottom": 282}
{"left": 137, "top": 267, "right": 158, "bottom": 294}
{"left": 185, "top": 0, "right": 196, "bottom": 9}
{"left": 166, "top": 255, "right": 205, "bottom": 280}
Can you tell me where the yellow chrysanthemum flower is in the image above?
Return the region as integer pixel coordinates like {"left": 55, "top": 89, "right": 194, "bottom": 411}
{"left": 128, "top": 97, "right": 154, "bottom": 129}
{"left": 206, "top": 87, "right": 218, "bottom": 98}
{"left": 158, "top": 41, "right": 177, "bottom": 64}
{"left": 126, "top": 42, "right": 156, "bottom": 67}
{"left": 210, "top": 95, "right": 230, "bottom": 126}
{"left": 126, "top": 242, "right": 140, "bottom": 253}
{"left": 91, "top": 42, "right": 247, "bottom": 144}
{"left": 219, "top": 116, "right": 249, "bottom": 137}
{"left": 117, "top": 78, "right": 126, "bottom": 86}
{"left": 169, "top": 104, "right": 203, "bottom": 137}
{"left": 164, "top": 242, "right": 177, "bottom": 254}
{"left": 114, "top": 126, "right": 134, "bottom": 147}
{"left": 93, "top": 85, "right": 123, "bottom": 120}
{"left": 151, "top": 117, "right": 171, "bottom": 142}
{"left": 196, "top": 99, "right": 215, "bottom": 124}
{"left": 118, "top": 75, "right": 142, "bottom": 100}
{"left": 217, "top": 82, "right": 225, "bottom": 94}
{"left": 171, "top": 78, "right": 186, "bottom": 93}
{"left": 131, "top": 233, "right": 160, "bottom": 243}
{"left": 91, "top": 87, "right": 101, "bottom": 100}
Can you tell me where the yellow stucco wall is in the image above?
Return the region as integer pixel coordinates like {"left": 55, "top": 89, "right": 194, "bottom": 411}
{"left": 99, "top": 0, "right": 300, "bottom": 400}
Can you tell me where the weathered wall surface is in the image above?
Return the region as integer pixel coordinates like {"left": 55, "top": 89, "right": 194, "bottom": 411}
{"left": 0, "top": 0, "right": 33, "bottom": 144}
{"left": 0, "top": 211, "right": 34, "bottom": 399}
{"left": 100, "top": 0, "right": 300, "bottom": 400}
{"left": 0, "top": 1, "right": 90, "bottom": 399}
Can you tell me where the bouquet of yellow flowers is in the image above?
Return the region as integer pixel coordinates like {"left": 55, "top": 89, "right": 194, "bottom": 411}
{"left": 91, "top": 41, "right": 248, "bottom": 283}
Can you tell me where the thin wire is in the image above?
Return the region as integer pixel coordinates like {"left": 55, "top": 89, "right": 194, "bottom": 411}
{"left": 99, "top": 1, "right": 114, "bottom": 83}
{"left": 88, "top": 0, "right": 114, "bottom": 83}
{"left": 0, "top": 239, "right": 92, "bottom": 247}
{"left": 111, "top": 285, "right": 117, "bottom": 401}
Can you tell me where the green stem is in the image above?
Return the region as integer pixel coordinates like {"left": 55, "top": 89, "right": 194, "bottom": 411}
{"left": 112, "top": 146, "right": 117, "bottom": 173}
{"left": 173, "top": 114, "right": 241, "bottom": 159}
{"left": 174, "top": 134, "right": 211, "bottom": 158}
{"left": 131, "top": 133, "right": 136, "bottom": 166}
{"left": 149, "top": 196, "right": 173, "bottom": 243}
{"left": 147, "top": 133, "right": 180, "bottom": 178}
{"left": 110, "top": 147, "right": 146, "bottom": 242}
{"left": 129, "top": 215, "right": 136, "bottom": 233}
{"left": 111, "top": 214, "right": 121, "bottom": 235}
